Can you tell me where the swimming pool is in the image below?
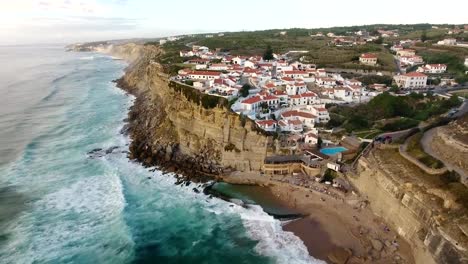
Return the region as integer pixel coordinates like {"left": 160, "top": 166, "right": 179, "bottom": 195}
{"left": 320, "top": 146, "right": 348, "bottom": 155}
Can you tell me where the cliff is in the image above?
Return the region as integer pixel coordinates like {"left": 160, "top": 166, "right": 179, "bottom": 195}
{"left": 111, "top": 44, "right": 270, "bottom": 179}
{"left": 350, "top": 147, "right": 468, "bottom": 264}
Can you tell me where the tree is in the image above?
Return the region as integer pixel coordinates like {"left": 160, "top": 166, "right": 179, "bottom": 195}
{"left": 240, "top": 84, "right": 251, "bottom": 97}
{"left": 374, "top": 37, "right": 383, "bottom": 44}
{"left": 263, "top": 45, "right": 274, "bottom": 61}
{"left": 317, "top": 137, "right": 323, "bottom": 149}
{"left": 421, "top": 30, "right": 428, "bottom": 42}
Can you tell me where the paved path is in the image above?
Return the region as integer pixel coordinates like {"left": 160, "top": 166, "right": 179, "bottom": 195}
{"left": 421, "top": 127, "right": 467, "bottom": 180}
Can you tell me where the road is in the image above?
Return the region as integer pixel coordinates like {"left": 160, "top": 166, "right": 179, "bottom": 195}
{"left": 421, "top": 127, "right": 467, "bottom": 181}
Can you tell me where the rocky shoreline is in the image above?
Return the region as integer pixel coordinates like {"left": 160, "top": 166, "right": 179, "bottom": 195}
{"left": 115, "top": 77, "right": 223, "bottom": 183}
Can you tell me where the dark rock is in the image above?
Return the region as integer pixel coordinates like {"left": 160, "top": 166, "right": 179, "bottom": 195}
{"left": 192, "top": 188, "right": 200, "bottom": 193}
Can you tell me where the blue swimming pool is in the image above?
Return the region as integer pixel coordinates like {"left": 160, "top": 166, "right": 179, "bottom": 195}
{"left": 320, "top": 147, "right": 348, "bottom": 155}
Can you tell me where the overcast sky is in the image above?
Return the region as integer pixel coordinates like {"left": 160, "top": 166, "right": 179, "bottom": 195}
{"left": 1, "top": 0, "right": 467, "bottom": 45}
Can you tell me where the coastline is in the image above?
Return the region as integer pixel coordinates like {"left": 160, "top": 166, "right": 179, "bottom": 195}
{"left": 106, "top": 46, "right": 415, "bottom": 263}
{"left": 220, "top": 173, "right": 416, "bottom": 264}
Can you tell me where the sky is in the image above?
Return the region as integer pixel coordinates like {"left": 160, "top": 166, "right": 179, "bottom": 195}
{"left": 1, "top": 0, "right": 467, "bottom": 45}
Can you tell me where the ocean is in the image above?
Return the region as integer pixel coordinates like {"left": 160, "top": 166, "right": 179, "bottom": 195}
{"left": 0, "top": 45, "right": 321, "bottom": 264}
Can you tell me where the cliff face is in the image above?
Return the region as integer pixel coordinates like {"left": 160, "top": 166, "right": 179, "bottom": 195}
{"left": 350, "top": 148, "right": 468, "bottom": 264}
{"left": 113, "top": 45, "right": 269, "bottom": 179}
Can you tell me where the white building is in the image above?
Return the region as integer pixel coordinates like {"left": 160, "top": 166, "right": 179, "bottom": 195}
{"left": 256, "top": 120, "right": 277, "bottom": 132}
{"left": 311, "top": 107, "right": 330, "bottom": 123}
{"left": 286, "top": 82, "right": 308, "bottom": 95}
{"left": 240, "top": 96, "right": 263, "bottom": 112}
{"left": 397, "top": 49, "right": 416, "bottom": 57}
{"left": 417, "top": 64, "right": 447, "bottom": 74}
{"left": 393, "top": 72, "right": 428, "bottom": 89}
{"left": 315, "top": 77, "right": 336, "bottom": 88}
{"left": 399, "top": 55, "right": 424, "bottom": 66}
{"left": 188, "top": 71, "right": 222, "bottom": 80}
{"left": 437, "top": 38, "right": 457, "bottom": 46}
{"left": 359, "top": 53, "right": 378, "bottom": 65}
{"left": 281, "top": 110, "right": 316, "bottom": 128}
{"left": 278, "top": 119, "right": 303, "bottom": 132}
{"left": 304, "top": 132, "right": 318, "bottom": 145}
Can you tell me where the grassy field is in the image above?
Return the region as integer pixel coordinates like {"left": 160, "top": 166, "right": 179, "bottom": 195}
{"left": 406, "top": 132, "right": 444, "bottom": 169}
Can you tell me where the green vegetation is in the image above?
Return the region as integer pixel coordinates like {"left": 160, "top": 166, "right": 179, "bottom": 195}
{"left": 169, "top": 81, "right": 228, "bottom": 109}
{"left": 263, "top": 45, "right": 274, "bottom": 61}
{"left": 239, "top": 84, "right": 252, "bottom": 97}
{"left": 357, "top": 74, "right": 393, "bottom": 86}
{"left": 406, "top": 132, "right": 444, "bottom": 169}
{"left": 322, "top": 169, "right": 338, "bottom": 182}
{"left": 327, "top": 93, "right": 462, "bottom": 133}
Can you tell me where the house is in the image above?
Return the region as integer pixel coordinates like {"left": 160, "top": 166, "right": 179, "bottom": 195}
{"left": 345, "top": 79, "right": 362, "bottom": 86}
{"left": 232, "top": 57, "right": 244, "bottom": 65}
{"left": 188, "top": 71, "right": 222, "bottom": 80}
{"left": 391, "top": 45, "right": 404, "bottom": 52}
{"left": 359, "top": 53, "right": 378, "bottom": 65}
{"left": 437, "top": 38, "right": 457, "bottom": 46}
{"left": 244, "top": 60, "right": 256, "bottom": 69}
{"left": 240, "top": 96, "right": 263, "bottom": 112}
{"left": 281, "top": 110, "right": 316, "bottom": 128}
{"left": 417, "top": 64, "right": 447, "bottom": 74}
{"left": 256, "top": 120, "right": 277, "bottom": 132}
{"left": 393, "top": 72, "right": 427, "bottom": 89}
{"left": 315, "top": 77, "right": 336, "bottom": 88}
{"left": 333, "top": 87, "right": 353, "bottom": 101}
{"left": 304, "top": 132, "right": 318, "bottom": 145}
{"left": 278, "top": 119, "right": 303, "bottom": 132}
{"left": 288, "top": 92, "right": 319, "bottom": 106}
{"left": 399, "top": 55, "right": 424, "bottom": 66}
{"left": 397, "top": 49, "right": 416, "bottom": 57}
{"left": 273, "top": 90, "right": 288, "bottom": 103}
{"left": 286, "top": 82, "right": 308, "bottom": 95}
{"left": 262, "top": 95, "right": 280, "bottom": 108}
{"left": 369, "top": 83, "right": 387, "bottom": 91}
{"left": 283, "top": 70, "right": 310, "bottom": 79}
{"left": 311, "top": 107, "right": 330, "bottom": 123}
{"left": 209, "top": 64, "right": 229, "bottom": 71}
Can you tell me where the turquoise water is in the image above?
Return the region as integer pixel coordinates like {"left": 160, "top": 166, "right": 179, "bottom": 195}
{"left": 320, "top": 147, "right": 348, "bottom": 156}
{"left": 0, "top": 45, "right": 321, "bottom": 264}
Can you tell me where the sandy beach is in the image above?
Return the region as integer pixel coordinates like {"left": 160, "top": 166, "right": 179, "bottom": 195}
{"left": 221, "top": 173, "right": 415, "bottom": 263}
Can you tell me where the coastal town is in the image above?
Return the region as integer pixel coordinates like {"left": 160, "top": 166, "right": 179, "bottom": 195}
{"left": 67, "top": 22, "right": 468, "bottom": 264}
{"left": 167, "top": 25, "right": 467, "bottom": 167}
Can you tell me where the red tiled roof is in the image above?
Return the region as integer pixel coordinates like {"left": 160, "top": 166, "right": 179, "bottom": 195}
{"left": 301, "top": 92, "right": 317, "bottom": 97}
{"left": 288, "top": 119, "right": 303, "bottom": 125}
{"left": 282, "top": 77, "right": 294, "bottom": 81}
{"left": 404, "top": 72, "right": 427, "bottom": 77}
{"left": 241, "top": 96, "right": 262, "bottom": 104}
{"left": 284, "top": 70, "right": 307, "bottom": 75}
{"left": 190, "top": 71, "right": 221, "bottom": 76}
{"left": 256, "top": 120, "right": 277, "bottom": 126}
{"left": 263, "top": 95, "right": 279, "bottom": 101}
{"left": 361, "top": 53, "right": 377, "bottom": 59}
{"left": 282, "top": 110, "right": 316, "bottom": 119}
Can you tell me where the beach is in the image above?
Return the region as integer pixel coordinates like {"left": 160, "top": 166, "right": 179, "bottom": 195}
{"left": 221, "top": 173, "right": 415, "bottom": 263}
